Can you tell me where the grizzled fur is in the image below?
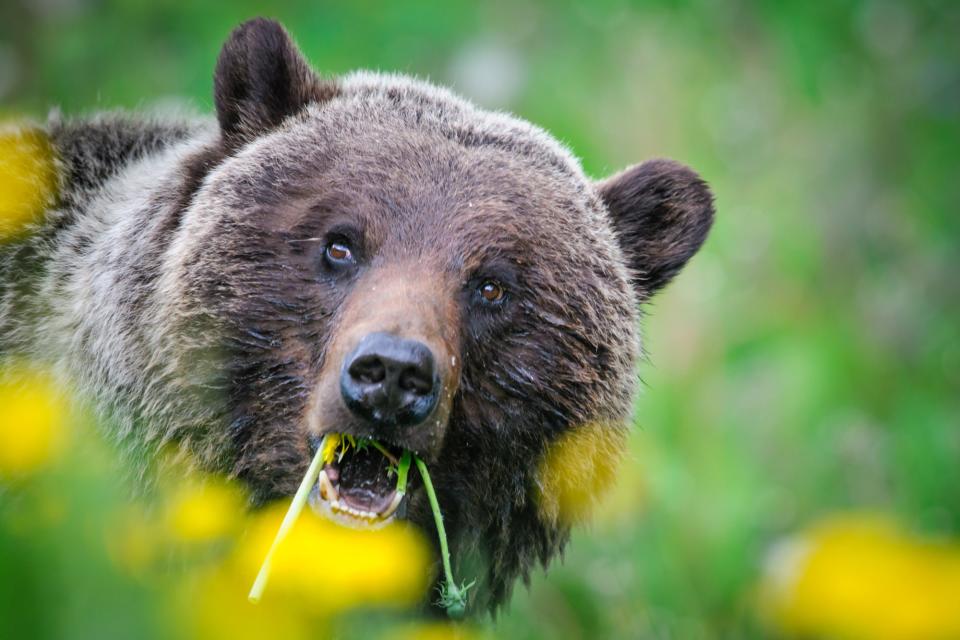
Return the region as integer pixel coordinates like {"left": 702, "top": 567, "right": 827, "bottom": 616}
{"left": 0, "top": 19, "right": 714, "bottom": 613}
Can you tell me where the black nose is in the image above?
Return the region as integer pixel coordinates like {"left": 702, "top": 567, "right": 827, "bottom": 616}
{"left": 340, "top": 332, "right": 440, "bottom": 428}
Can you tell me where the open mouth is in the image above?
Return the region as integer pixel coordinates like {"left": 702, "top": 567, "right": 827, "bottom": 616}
{"left": 252, "top": 432, "right": 471, "bottom": 615}
{"left": 309, "top": 434, "right": 411, "bottom": 530}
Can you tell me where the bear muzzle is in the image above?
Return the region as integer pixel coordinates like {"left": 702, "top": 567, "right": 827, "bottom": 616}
{"left": 340, "top": 332, "right": 441, "bottom": 429}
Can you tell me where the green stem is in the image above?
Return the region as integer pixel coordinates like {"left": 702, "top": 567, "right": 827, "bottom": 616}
{"left": 414, "top": 456, "right": 453, "bottom": 588}
{"left": 248, "top": 434, "right": 329, "bottom": 603}
{"left": 366, "top": 438, "right": 399, "bottom": 466}
{"left": 415, "top": 455, "right": 470, "bottom": 617}
{"left": 395, "top": 450, "right": 412, "bottom": 494}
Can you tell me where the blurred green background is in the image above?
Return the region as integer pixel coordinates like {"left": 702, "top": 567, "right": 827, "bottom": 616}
{"left": 2, "top": 0, "right": 958, "bottom": 638}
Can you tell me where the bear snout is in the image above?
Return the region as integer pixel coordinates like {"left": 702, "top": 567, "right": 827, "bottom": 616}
{"left": 340, "top": 332, "right": 441, "bottom": 429}
{"left": 306, "top": 266, "right": 461, "bottom": 458}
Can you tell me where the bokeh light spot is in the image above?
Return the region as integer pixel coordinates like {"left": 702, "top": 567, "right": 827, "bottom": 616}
{"left": 164, "top": 477, "right": 246, "bottom": 544}
{"left": 0, "top": 126, "right": 58, "bottom": 241}
{"left": 759, "top": 514, "right": 960, "bottom": 640}
{"left": 534, "top": 422, "right": 627, "bottom": 526}
{"left": 0, "top": 366, "right": 70, "bottom": 478}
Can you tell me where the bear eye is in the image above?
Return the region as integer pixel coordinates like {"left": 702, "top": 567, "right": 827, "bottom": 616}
{"left": 478, "top": 280, "right": 505, "bottom": 304}
{"left": 324, "top": 241, "right": 355, "bottom": 268}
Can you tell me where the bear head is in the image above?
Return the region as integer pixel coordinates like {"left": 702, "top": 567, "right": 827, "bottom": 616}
{"left": 162, "top": 18, "right": 714, "bottom": 613}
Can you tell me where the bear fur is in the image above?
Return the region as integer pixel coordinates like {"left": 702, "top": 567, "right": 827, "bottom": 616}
{"left": 0, "top": 18, "right": 714, "bottom": 613}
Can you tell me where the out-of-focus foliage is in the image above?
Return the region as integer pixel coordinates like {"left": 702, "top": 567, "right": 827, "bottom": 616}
{"left": 0, "top": 369, "right": 464, "bottom": 640}
{"left": 1, "top": 0, "right": 958, "bottom": 638}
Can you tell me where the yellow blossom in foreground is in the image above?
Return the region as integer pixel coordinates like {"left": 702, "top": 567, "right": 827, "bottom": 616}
{"left": 180, "top": 567, "right": 313, "bottom": 640}
{"left": 176, "top": 504, "right": 431, "bottom": 639}
{"left": 164, "top": 477, "right": 246, "bottom": 544}
{"left": 0, "top": 126, "right": 58, "bottom": 240}
{"left": 759, "top": 514, "right": 960, "bottom": 640}
{"left": 240, "top": 504, "right": 431, "bottom": 612}
{"left": 0, "top": 367, "right": 70, "bottom": 478}
{"left": 534, "top": 421, "right": 626, "bottom": 526}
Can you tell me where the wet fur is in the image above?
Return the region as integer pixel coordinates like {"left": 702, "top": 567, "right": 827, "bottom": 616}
{"left": 0, "top": 19, "right": 714, "bottom": 614}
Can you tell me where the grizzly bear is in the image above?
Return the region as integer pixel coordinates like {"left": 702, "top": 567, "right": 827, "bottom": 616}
{"left": 0, "top": 18, "right": 714, "bottom": 614}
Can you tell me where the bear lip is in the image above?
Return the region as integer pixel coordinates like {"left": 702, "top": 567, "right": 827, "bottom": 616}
{"left": 308, "top": 438, "right": 408, "bottom": 530}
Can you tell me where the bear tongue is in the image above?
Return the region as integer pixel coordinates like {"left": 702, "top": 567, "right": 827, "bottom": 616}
{"left": 337, "top": 446, "right": 395, "bottom": 513}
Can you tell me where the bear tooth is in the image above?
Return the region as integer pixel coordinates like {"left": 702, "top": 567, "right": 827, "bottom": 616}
{"left": 331, "top": 499, "right": 341, "bottom": 510}
{"left": 318, "top": 469, "right": 338, "bottom": 502}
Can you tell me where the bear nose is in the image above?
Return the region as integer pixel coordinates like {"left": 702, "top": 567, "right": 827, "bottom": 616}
{"left": 340, "top": 332, "right": 440, "bottom": 428}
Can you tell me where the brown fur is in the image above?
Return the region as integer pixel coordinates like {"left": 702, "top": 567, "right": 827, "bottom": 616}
{"left": 0, "top": 18, "right": 715, "bottom": 615}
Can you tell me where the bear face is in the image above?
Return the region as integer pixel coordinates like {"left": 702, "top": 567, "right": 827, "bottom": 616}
{"left": 127, "top": 19, "right": 713, "bottom": 612}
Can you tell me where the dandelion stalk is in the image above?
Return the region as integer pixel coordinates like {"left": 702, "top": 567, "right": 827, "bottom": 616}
{"left": 247, "top": 435, "right": 472, "bottom": 616}
{"left": 248, "top": 433, "right": 331, "bottom": 603}
{"left": 414, "top": 455, "right": 473, "bottom": 618}
{"left": 368, "top": 438, "right": 400, "bottom": 466}
{"left": 395, "top": 449, "right": 412, "bottom": 494}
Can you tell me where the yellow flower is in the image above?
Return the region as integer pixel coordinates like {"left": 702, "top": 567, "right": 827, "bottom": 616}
{"left": 164, "top": 477, "right": 246, "bottom": 544}
{"left": 0, "top": 126, "right": 58, "bottom": 241}
{"left": 177, "top": 567, "right": 313, "bottom": 640}
{"left": 238, "top": 504, "right": 431, "bottom": 613}
{"left": 174, "top": 503, "right": 432, "bottom": 640}
{"left": 321, "top": 432, "right": 342, "bottom": 464}
{"left": 0, "top": 366, "right": 70, "bottom": 478}
{"left": 533, "top": 421, "right": 627, "bottom": 526}
{"left": 759, "top": 514, "right": 960, "bottom": 640}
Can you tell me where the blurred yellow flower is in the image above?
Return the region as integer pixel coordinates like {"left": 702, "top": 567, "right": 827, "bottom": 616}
{"left": 534, "top": 421, "right": 626, "bottom": 526}
{"left": 173, "top": 504, "right": 432, "bottom": 640}
{"left": 0, "top": 126, "right": 58, "bottom": 241}
{"left": 237, "top": 504, "right": 432, "bottom": 613}
{"left": 0, "top": 366, "right": 69, "bottom": 478}
{"left": 164, "top": 477, "right": 246, "bottom": 544}
{"left": 759, "top": 514, "right": 960, "bottom": 640}
{"left": 178, "top": 567, "right": 313, "bottom": 640}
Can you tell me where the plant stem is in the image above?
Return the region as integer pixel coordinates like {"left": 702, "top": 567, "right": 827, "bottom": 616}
{"left": 415, "top": 455, "right": 469, "bottom": 617}
{"left": 367, "top": 438, "right": 400, "bottom": 466}
{"left": 396, "top": 449, "right": 411, "bottom": 494}
{"left": 414, "top": 456, "right": 453, "bottom": 587}
{"left": 248, "top": 434, "right": 329, "bottom": 603}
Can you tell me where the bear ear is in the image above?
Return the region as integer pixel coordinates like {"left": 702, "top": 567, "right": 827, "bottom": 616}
{"left": 597, "top": 159, "right": 715, "bottom": 302}
{"left": 213, "top": 18, "right": 335, "bottom": 146}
